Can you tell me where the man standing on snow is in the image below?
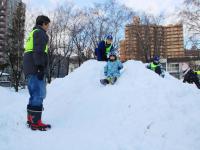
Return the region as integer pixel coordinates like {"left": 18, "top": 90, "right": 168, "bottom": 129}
{"left": 95, "top": 35, "right": 116, "bottom": 61}
{"left": 23, "top": 15, "right": 51, "bottom": 131}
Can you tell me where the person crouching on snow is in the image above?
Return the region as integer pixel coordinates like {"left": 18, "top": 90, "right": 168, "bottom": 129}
{"left": 146, "top": 56, "right": 165, "bottom": 78}
{"left": 100, "top": 52, "right": 123, "bottom": 85}
{"left": 181, "top": 63, "right": 200, "bottom": 89}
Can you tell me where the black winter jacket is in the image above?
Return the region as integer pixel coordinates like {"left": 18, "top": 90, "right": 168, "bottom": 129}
{"left": 183, "top": 69, "right": 200, "bottom": 89}
{"left": 23, "top": 26, "right": 49, "bottom": 77}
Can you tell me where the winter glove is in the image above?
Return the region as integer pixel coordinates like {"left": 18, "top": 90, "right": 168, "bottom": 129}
{"left": 146, "top": 65, "right": 150, "bottom": 69}
{"left": 37, "top": 65, "right": 44, "bottom": 80}
{"left": 118, "top": 66, "right": 122, "bottom": 70}
{"left": 160, "top": 72, "right": 165, "bottom": 78}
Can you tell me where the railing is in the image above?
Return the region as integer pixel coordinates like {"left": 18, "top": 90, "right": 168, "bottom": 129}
{"left": 185, "top": 50, "right": 200, "bottom": 57}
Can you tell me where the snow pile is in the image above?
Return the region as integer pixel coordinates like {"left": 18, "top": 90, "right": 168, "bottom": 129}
{"left": 1, "top": 60, "right": 200, "bottom": 150}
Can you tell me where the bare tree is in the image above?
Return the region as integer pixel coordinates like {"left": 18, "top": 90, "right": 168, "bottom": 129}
{"left": 133, "top": 13, "right": 164, "bottom": 62}
{"left": 181, "top": 0, "right": 200, "bottom": 35}
{"left": 5, "top": 2, "right": 25, "bottom": 92}
{"left": 180, "top": 0, "right": 200, "bottom": 49}
{"left": 86, "top": 0, "right": 134, "bottom": 53}
{"left": 47, "top": 3, "right": 75, "bottom": 80}
{"left": 68, "top": 9, "right": 90, "bottom": 66}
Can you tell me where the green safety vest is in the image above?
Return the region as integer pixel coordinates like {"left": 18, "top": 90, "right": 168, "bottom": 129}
{"left": 24, "top": 29, "right": 48, "bottom": 53}
{"left": 150, "top": 62, "right": 158, "bottom": 71}
{"left": 105, "top": 41, "right": 112, "bottom": 54}
{"left": 195, "top": 71, "right": 200, "bottom": 75}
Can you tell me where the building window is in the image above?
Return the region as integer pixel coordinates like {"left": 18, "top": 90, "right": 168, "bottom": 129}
{"left": 170, "top": 72, "right": 180, "bottom": 79}
{"left": 167, "top": 63, "right": 179, "bottom": 72}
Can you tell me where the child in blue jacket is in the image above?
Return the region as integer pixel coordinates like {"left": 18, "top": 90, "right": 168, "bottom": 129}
{"left": 100, "top": 52, "right": 123, "bottom": 85}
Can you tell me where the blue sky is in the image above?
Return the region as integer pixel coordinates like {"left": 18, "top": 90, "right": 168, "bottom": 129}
{"left": 23, "top": 0, "right": 193, "bottom": 47}
{"left": 22, "top": 0, "right": 184, "bottom": 16}
{"left": 22, "top": 0, "right": 107, "bottom": 10}
{"left": 22, "top": 0, "right": 184, "bottom": 26}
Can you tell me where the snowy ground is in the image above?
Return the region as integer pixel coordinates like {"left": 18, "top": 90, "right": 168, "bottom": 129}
{"left": 1, "top": 60, "right": 200, "bottom": 150}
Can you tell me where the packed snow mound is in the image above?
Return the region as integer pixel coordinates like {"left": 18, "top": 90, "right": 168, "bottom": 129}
{"left": 1, "top": 60, "right": 200, "bottom": 150}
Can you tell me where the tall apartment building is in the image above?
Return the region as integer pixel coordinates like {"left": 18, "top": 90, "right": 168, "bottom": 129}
{"left": 0, "top": 0, "right": 25, "bottom": 87}
{"left": 0, "top": 0, "right": 25, "bottom": 64}
{"left": 120, "top": 17, "right": 184, "bottom": 62}
{"left": 0, "top": 0, "right": 7, "bottom": 60}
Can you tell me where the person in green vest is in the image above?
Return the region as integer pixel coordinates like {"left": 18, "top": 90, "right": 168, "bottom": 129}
{"left": 23, "top": 15, "right": 51, "bottom": 131}
{"left": 146, "top": 56, "right": 165, "bottom": 78}
{"left": 95, "top": 35, "right": 116, "bottom": 61}
{"left": 194, "top": 70, "right": 200, "bottom": 75}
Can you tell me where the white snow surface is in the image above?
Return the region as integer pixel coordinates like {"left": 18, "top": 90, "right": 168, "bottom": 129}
{"left": 1, "top": 60, "right": 200, "bottom": 150}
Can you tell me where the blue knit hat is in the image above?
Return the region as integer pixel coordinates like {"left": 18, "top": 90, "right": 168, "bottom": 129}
{"left": 153, "top": 56, "right": 160, "bottom": 62}
{"left": 106, "top": 35, "right": 113, "bottom": 40}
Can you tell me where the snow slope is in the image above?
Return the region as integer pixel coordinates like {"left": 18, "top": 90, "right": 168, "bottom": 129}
{"left": 1, "top": 60, "right": 200, "bottom": 150}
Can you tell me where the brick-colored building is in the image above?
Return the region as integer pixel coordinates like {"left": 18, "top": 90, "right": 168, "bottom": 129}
{"left": 120, "top": 17, "right": 185, "bottom": 62}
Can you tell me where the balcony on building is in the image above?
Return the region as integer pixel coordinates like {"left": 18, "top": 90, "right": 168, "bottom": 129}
{"left": 0, "top": 29, "right": 5, "bottom": 34}
{"left": 0, "top": 33, "right": 5, "bottom": 40}
{"left": 0, "top": 40, "right": 5, "bottom": 46}
{"left": 0, "top": 21, "right": 5, "bottom": 27}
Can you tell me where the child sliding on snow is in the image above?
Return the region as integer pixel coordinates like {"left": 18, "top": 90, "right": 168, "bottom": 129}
{"left": 100, "top": 52, "right": 123, "bottom": 85}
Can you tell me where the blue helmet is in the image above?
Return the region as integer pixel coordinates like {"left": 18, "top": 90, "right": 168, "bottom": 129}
{"left": 109, "top": 51, "right": 117, "bottom": 57}
{"left": 108, "top": 51, "right": 117, "bottom": 60}
{"left": 153, "top": 56, "right": 160, "bottom": 62}
{"left": 106, "top": 35, "right": 113, "bottom": 40}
